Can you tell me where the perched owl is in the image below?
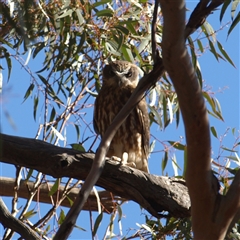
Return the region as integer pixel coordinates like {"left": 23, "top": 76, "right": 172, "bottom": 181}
{"left": 93, "top": 60, "right": 150, "bottom": 172}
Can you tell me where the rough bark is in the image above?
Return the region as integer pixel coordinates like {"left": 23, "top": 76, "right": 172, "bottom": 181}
{"left": 0, "top": 133, "right": 191, "bottom": 219}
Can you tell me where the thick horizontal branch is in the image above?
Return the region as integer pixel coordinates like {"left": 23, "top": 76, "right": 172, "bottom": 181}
{"left": 0, "top": 133, "right": 191, "bottom": 218}
{"left": 0, "top": 177, "right": 122, "bottom": 213}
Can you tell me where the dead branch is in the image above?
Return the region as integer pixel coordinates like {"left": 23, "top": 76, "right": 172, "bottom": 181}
{"left": 0, "top": 177, "right": 122, "bottom": 213}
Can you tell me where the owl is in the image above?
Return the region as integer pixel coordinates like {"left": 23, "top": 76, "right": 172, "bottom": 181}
{"left": 93, "top": 60, "right": 150, "bottom": 172}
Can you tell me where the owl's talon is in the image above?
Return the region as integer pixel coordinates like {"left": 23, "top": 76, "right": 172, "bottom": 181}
{"left": 125, "top": 162, "right": 136, "bottom": 168}
{"left": 110, "top": 153, "right": 136, "bottom": 169}
{"left": 110, "top": 156, "right": 122, "bottom": 163}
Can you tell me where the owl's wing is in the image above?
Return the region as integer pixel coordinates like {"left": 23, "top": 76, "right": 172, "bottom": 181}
{"left": 136, "top": 98, "right": 150, "bottom": 159}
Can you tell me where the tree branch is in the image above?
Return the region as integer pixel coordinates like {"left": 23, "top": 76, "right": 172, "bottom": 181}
{"left": 0, "top": 198, "right": 40, "bottom": 240}
{"left": 185, "top": 0, "right": 225, "bottom": 39}
{"left": 0, "top": 177, "right": 122, "bottom": 213}
{"left": 0, "top": 133, "right": 191, "bottom": 219}
{"left": 152, "top": 0, "right": 159, "bottom": 63}
{"left": 159, "top": 0, "right": 215, "bottom": 238}
{"left": 216, "top": 169, "right": 240, "bottom": 235}
{"left": 159, "top": 0, "right": 239, "bottom": 239}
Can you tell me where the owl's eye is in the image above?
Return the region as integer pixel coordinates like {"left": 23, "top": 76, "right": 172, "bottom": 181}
{"left": 125, "top": 71, "right": 132, "bottom": 78}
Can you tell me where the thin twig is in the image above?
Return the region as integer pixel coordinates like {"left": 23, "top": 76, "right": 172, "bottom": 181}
{"left": 3, "top": 166, "right": 22, "bottom": 240}
{"left": 184, "top": 0, "right": 225, "bottom": 39}
{"left": 152, "top": 0, "right": 159, "bottom": 64}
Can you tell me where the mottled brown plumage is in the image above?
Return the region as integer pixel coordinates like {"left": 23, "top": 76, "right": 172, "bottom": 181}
{"left": 93, "top": 61, "right": 150, "bottom": 172}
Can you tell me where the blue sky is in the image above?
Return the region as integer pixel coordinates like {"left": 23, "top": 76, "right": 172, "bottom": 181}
{"left": 0, "top": 1, "right": 239, "bottom": 239}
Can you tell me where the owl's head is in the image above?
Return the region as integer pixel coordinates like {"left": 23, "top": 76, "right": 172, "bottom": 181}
{"left": 102, "top": 61, "right": 139, "bottom": 88}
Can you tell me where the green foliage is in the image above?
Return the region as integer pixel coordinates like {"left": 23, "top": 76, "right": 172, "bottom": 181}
{"left": 126, "top": 216, "right": 193, "bottom": 239}
{"left": 1, "top": 0, "right": 239, "bottom": 239}
{"left": 93, "top": 212, "right": 103, "bottom": 236}
{"left": 58, "top": 209, "right": 66, "bottom": 225}
{"left": 220, "top": 0, "right": 240, "bottom": 35}
{"left": 22, "top": 209, "right": 37, "bottom": 220}
{"left": 210, "top": 126, "right": 218, "bottom": 139}
{"left": 48, "top": 178, "right": 60, "bottom": 196}
{"left": 70, "top": 143, "right": 85, "bottom": 151}
{"left": 0, "top": 46, "right": 12, "bottom": 80}
{"left": 1, "top": 1, "right": 235, "bottom": 148}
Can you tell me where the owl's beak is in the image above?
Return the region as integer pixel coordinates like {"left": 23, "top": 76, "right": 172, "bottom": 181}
{"left": 115, "top": 71, "right": 127, "bottom": 86}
